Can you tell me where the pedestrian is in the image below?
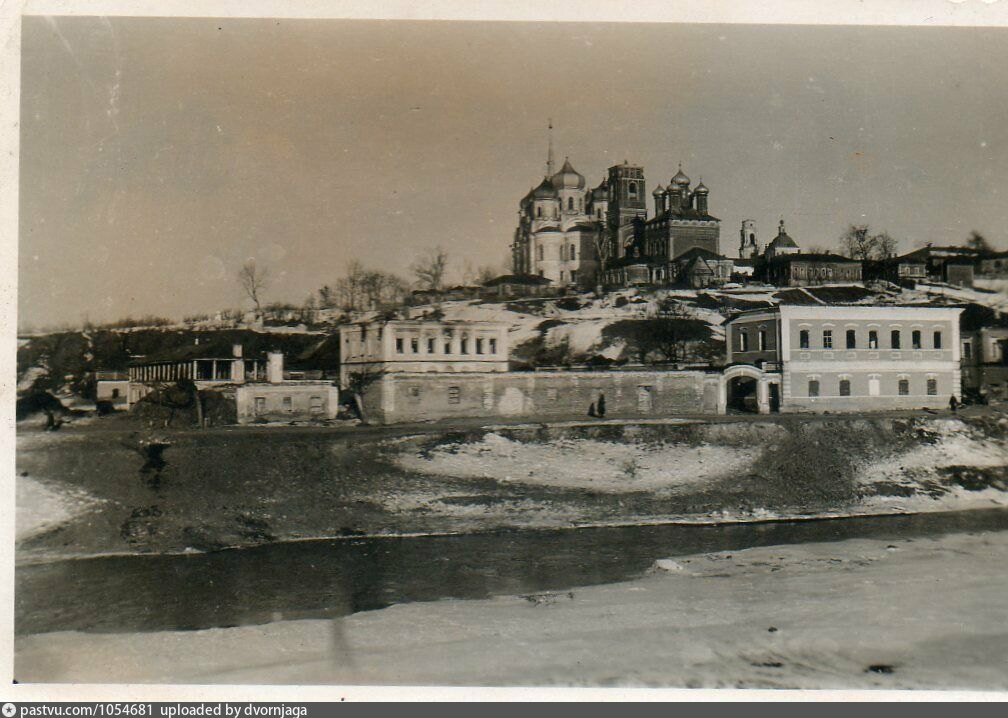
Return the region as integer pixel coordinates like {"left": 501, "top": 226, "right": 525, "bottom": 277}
{"left": 588, "top": 402, "right": 596, "bottom": 417}
{"left": 949, "top": 394, "right": 959, "bottom": 412}
{"left": 597, "top": 393, "right": 606, "bottom": 418}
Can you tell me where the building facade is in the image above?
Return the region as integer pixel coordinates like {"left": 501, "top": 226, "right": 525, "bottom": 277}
{"left": 724, "top": 305, "right": 963, "bottom": 412}
{"left": 764, "top": 253, "right": 863, "bottom": 286}
{"left": 339, "top": 319, "right": 510, "bottom": 386}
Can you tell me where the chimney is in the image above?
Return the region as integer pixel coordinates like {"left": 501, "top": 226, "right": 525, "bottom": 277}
{"left": 230, "top": 344, "right": 245, "bottom": 384}
{"left": 267, "top": 351, "right": 284, "bottom": 384}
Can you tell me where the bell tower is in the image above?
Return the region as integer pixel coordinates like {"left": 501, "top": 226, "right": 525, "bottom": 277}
{"left": 605, "top": 162, "right": 648, "bottom": 259}
{"left": 739, "top": 219, "right": 759, "bottom": 258}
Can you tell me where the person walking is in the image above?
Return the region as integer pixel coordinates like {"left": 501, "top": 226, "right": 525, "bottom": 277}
{"left": 949, "top": 394, "right": 959, "bottom": 412}
{"left": 597, "top": 393, "right": 606, "bottom": 418}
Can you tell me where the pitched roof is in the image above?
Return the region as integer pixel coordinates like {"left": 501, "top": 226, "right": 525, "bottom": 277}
{"left": 768, "top": 252, "right": 860, "bottom": 264}
{"left": 673, "top": 246, "right": 728, "bottom": 262}
{"left": 645, "top": 208, "right": 720, "bottom": 224}
{"left": 482, "top": 274, "right": 553, "bottom": 287}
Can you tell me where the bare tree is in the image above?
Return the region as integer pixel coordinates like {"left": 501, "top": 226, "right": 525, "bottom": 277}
{"left": 592, "top": 225, "right": 614, "bottom": 289}
{"left": 238, "top": 260, "right": 269, "bottom": 313}
{"left": 840, "top": 225, "right": 898, "bottom": 261}
{"left": 345, "top": 364, "right": 385, "bottom": 424}
{"left": 412, "top": 246, "right": 450, "bottom": 292}
{"left": 967, "top": 230, "right": 992, "bottom": 254}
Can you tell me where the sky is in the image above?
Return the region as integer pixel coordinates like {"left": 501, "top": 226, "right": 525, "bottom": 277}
{"left": 17, "top": 17, "right": 1008, "bottom": 329}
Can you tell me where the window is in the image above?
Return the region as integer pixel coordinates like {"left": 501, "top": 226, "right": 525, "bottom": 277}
{"left": 739, "top": 329, "right": 749, "bottom": 352}
{"left": 448, "top": 386, "right": 461, "bottom": 404}
{"left": 310, "top": 396, "right": 323, "bottom": 414}
{"left": 964, "top": 341, "right": 972, "bottom": 359}
{"left": 461, "top": 336, "right": 469, "bottom": 354}
{"left": 407, "top": 386, "right": 421, "bottom": 401}
{"left": 808, "top": 379, "right": 820, "bottom": 397}
{"left": 254, "top": 397, "right": 266, "bottom": 415}
{"left": 898, "top": 379, "right": 910, "bottom": 396}
{"left": 839, "top": 379, "right": 851, "bottom": 396}
{"left": 560, "top": 271, "right": 565, "bottom": 282}
{"left": 536, "top": 206, "right": 542, "bottom": 217}
{"left": 489, "top": 337, "right": 498, "bottom": 354}
{"left": 570, "top": 270, "right": 577, "bottom": 283}
{"left": 933, "top": 331, "right": 942, "bottom": 349}
{"left": 758, "top": 329, "right": 767, "bottom": 351}
{"left": 628, "top": 181, "right": 638, "bottom": 198}
{"left": 476, "top": 337, "right": 484, "bottom": 354}
{"left": 537, "top": 246, "right": 543, "bottom": 261}
{"left": 891, "top": 330, "right": 901, "bottom": 349}
{"left": 912, "top": 330, "right": 922, "bottom": 349}
{"left": 800, "top": 329, "right": 810, "bottom": 349}
{"left": 111, "top": 388, "right": 120, "bottom": 398}
{"left": 410, "top": 337, "right": 419, "bottom": 353}
{"left": 927, "top": 378, "right": 937, "bottom": 396}
{"left": 869, "top": 330, "right": 878, "bottom": 349}
{"left": 568, "top": 197, "right": 574, "bottom": 211}
{"left": 395, "top": 337, "right": 404, "bottom": 353}
{"left": 282, "top": 396, "right": 293, "bottom": 412}
{"left": 822, "top": 330, "right": 833, "bottom": 349}
{"left": 570, "top": 245, "right": 577, "bottom": 260}
{"left": 846, "top": 329, "right": 856, "bottom": 349}
{"left": 427, "top": 337, "right": 436, "bottom": 354}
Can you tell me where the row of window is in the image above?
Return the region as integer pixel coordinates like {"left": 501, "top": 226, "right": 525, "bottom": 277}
{"left": 536, "top": 245, "right": 579, "bottom": 261}
{"left": 253, "top": 396, "right": 325, "bottom": 414}
{"left": 738, "top": 327, "right": 946, "bottom": 353}
{"left": 797, "top": 328, "right": 942, "bottom": 351}
{"left": 395, "top": 335, "right": 498, "bottom": 356}
{"left": 806, "top": 377, "right": 938, "bottom": 397}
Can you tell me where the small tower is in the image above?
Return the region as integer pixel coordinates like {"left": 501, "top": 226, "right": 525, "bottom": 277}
{"left": 652, "top": 184, "right": 666, "bottom": 216}
{"left": 694, "top": 179, "right": 709, "bottom": 214}
{"left": 739, "top": 219, "right": 759, "bottom": 258}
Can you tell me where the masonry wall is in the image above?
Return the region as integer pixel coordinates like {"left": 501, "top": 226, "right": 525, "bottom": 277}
{"left": 367, "top": 370, "right": 720, "bottom": 424}
{"left": 235, "top": 383, "right": 340, "bottom": 424}
{"left": 781, "top": 368, "right": 958, "bottom": 412}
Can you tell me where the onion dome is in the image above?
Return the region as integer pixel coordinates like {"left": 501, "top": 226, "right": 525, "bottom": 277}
{"left": 671, "top": 164, "right": 691, "bottom": 187}
{"left": 652, "top": 184, "right": 666, "bottom": 197}
{"left": 694, "top": 179, "right": 709, "bottom": 195}
{"left": 591, "top": 179, "right": 609, "bottom": 201}
{"left": 666, "top": 182, "right": 678, "bottom": 194}
{"left": 551, "top": 157, "right": 586, "bottom": 190}
{"left": 532, "top": 176, "right": 559, "bottom": 199}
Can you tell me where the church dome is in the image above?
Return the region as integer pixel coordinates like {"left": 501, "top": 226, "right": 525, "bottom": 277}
{"left": 551, "top": 157, "right": 586, "bottom": 190}
{"left": 671, "top": 165, "right": 691, "bottom": 187}
{"left": 768, "top": 220, "right": 798, "bottom": 249}
{"left": 532, "top": 177, "right": 559, "bottom": 200}
{"left": 652, "top": 184, "right": 666, "bottom": 197}
{"left": 590, "top": 180, "right": 608, "bottom": 201}
{"left": 694, "top": 180, "right": 709, "bottom": 195}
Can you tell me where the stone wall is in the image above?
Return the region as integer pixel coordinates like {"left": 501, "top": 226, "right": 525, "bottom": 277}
{"left": 367, "top": 369, "right": 720, "bottom": 424}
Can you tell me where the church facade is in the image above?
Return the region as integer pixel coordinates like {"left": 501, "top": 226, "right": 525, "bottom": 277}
{"left": 511, "top": 127, "right": 722, "bottom": 289}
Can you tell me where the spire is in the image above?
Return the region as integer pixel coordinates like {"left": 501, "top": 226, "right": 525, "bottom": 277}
{"left": 546, "top": 119, "right": 555, "bottom": 177}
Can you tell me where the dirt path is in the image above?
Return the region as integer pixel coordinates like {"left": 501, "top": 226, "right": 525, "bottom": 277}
{"left": 15, "top": 530, "right": 1008, "bottom": 689}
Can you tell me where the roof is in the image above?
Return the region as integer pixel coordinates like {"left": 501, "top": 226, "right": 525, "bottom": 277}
{"left": 645, "top": 208, "right": 720, "bottom": 224}
{"left": 482, "top": 274, "right": 553, "bottom": 287}
{"left": 531, "top": 177, "right": 559, "bottom": 199}
{"left": 767, "top": 232, "right": 798, "bottom": 250}
{"left": 673, "top": 246, "right": 729, "bottom": 263}
{"left": 767, "top": 252, "right": 860, "bottom": 264}
{"left": 131, "top": 341, "right": 265, "bottom": 365}
{"left": 900, "top": 246, "right": 978, "bottom": 261}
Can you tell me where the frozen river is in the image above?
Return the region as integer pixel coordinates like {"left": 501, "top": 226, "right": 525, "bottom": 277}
{"left": 16, "top": 507, "right": 1008, "bottom": 636}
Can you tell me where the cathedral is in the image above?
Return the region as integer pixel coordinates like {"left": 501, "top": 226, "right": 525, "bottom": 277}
{"left": 511, "top": 126, "right": 722, "bottom": 288}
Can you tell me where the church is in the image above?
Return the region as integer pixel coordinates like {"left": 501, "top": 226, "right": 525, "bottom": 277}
{"left": 510, "top": 126, "right": 723, "bottom": 289}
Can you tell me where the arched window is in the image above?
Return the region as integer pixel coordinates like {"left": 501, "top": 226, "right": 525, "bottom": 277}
{"left": 628, "top": 182, "right": 638, "bottom": 198}
{"left": 839, "top": 379, "right": 851, "bottom": 396}
{"left": 536, "top": 206, "right": 542, "bottom": 217}
{"left": 570, "top": 245, "right": 577, "bottom": 261}
{"left": 568, "top": 197, "right": 574, "bottom": 211}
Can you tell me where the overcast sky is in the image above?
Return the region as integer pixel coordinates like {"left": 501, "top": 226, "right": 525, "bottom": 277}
{"left": 18, "top": 17, "right": 1008, "bottom": 329}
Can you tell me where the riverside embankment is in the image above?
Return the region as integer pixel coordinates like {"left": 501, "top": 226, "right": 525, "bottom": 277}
{"left": 15, "top": 411, "right": 1008, "bottom": 563}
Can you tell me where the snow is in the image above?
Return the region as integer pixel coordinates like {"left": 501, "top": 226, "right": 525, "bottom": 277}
{"left": 16, "top": 476, "right": 102, "bottom": 542}
{"left": 16, "top": 531, "right": 1008, "bottom": 689}
{"left": 396, "top": 432, "right": 761, "bottom": 494}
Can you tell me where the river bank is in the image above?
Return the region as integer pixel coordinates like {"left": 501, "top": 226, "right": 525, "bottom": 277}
{"left": 14, "top": 412, "right": 1008, "bottom": 563}
{"left": 16, "top": 529, "right": 1008, "bottom": 688}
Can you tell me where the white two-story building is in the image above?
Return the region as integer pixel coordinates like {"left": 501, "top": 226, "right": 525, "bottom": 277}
{"left": 723, "top": 304, "right": 963, "bottom": 413}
